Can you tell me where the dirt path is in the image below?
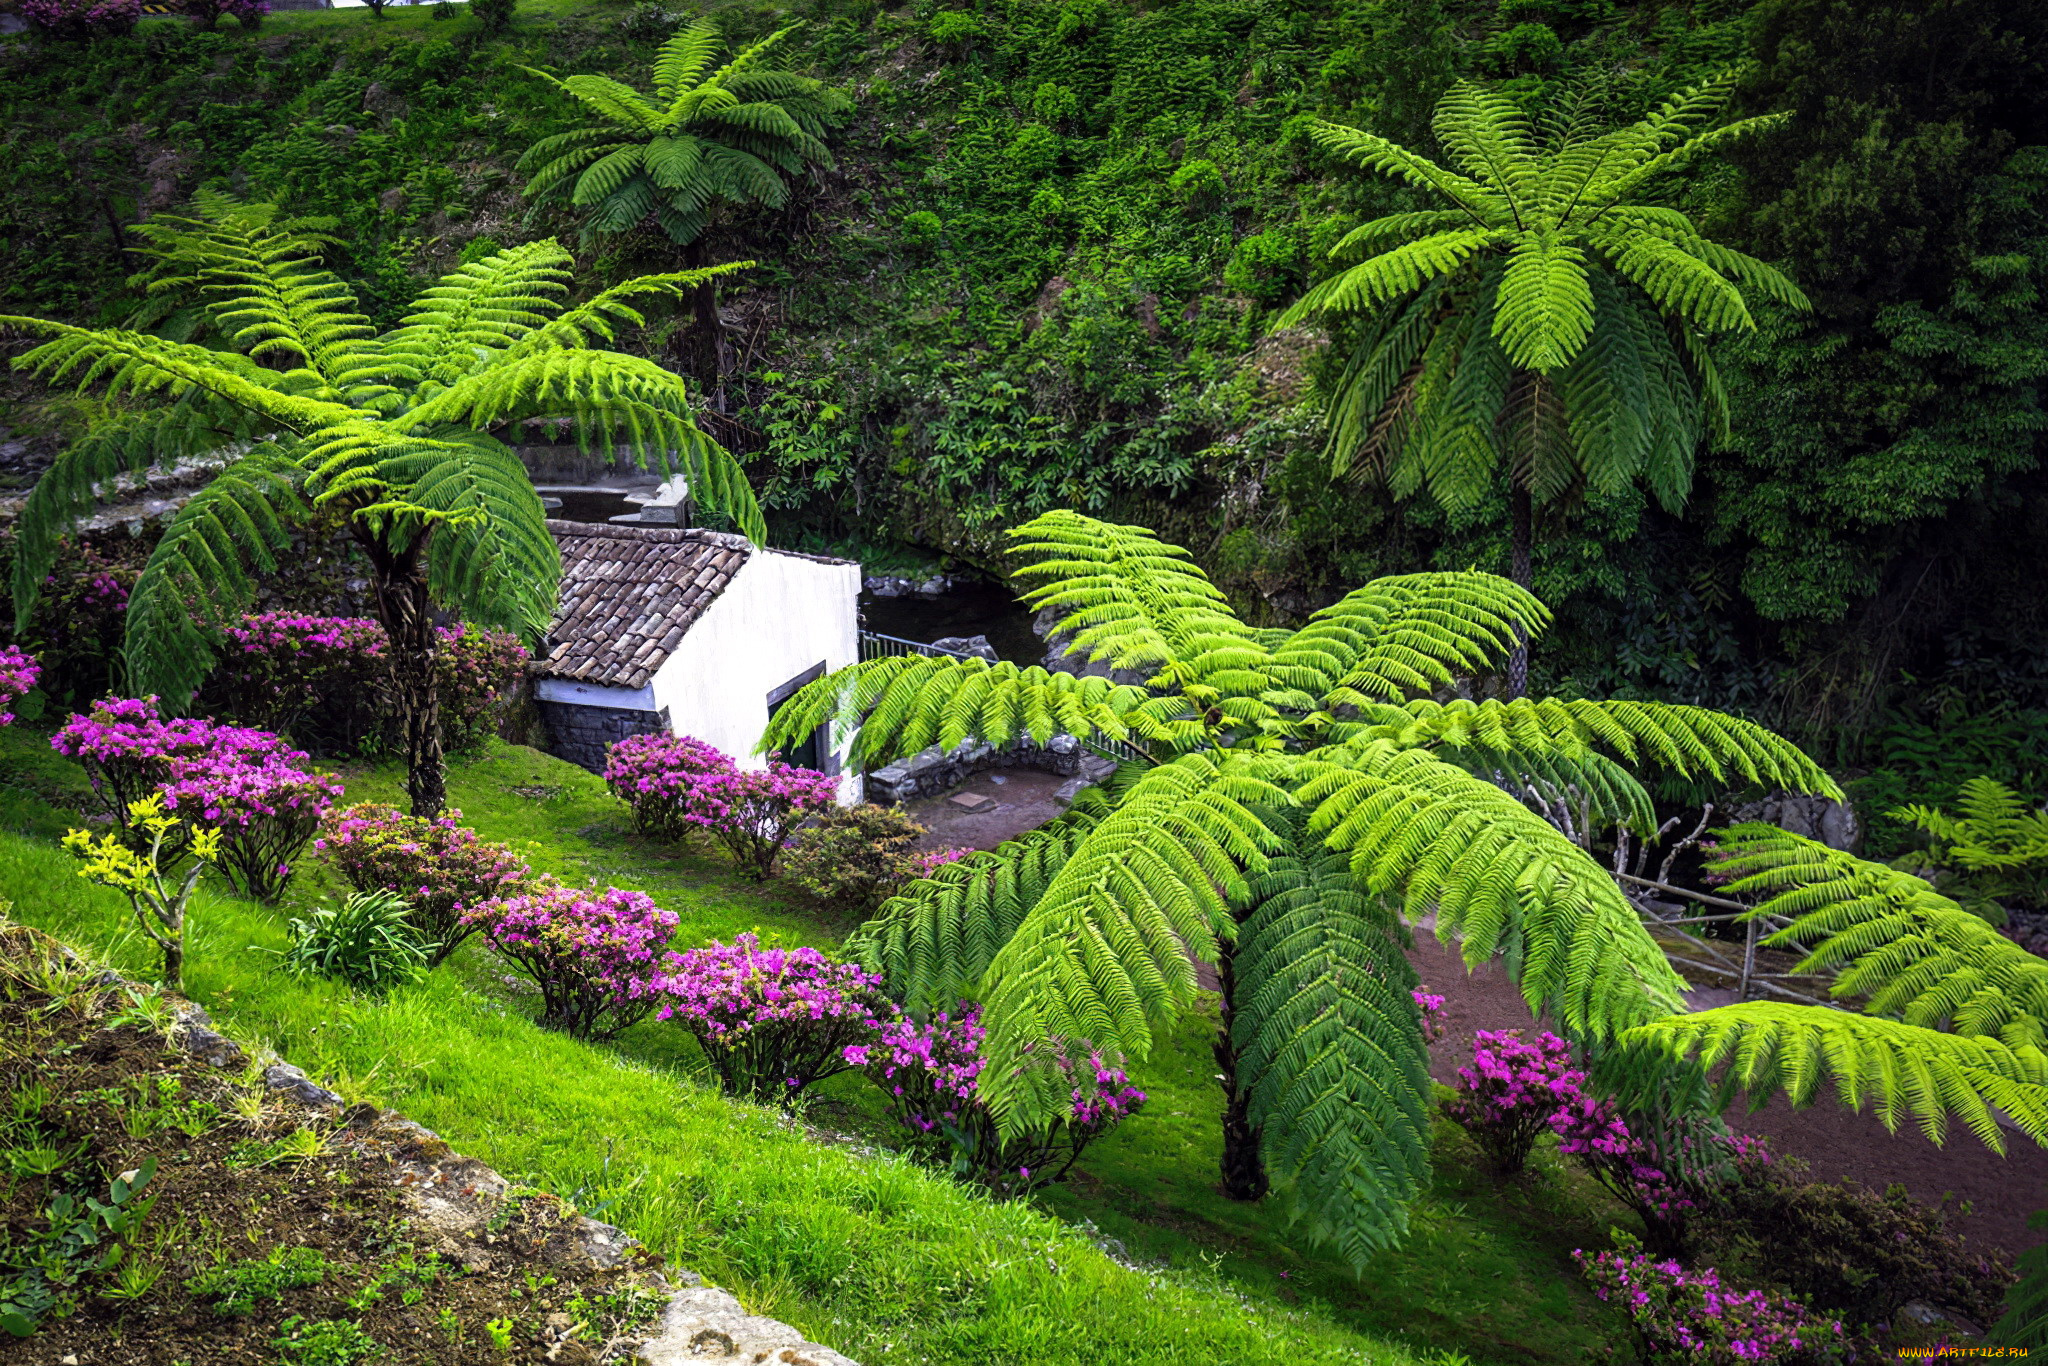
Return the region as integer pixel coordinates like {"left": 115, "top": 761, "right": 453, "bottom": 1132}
{"left": 1409, "top": 935, "right": 2046, "bottom": 1256}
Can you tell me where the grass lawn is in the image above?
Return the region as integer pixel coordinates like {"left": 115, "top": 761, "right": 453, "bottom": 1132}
{"left": 0, "top": 726, "right": 1627, "bottom": 1365}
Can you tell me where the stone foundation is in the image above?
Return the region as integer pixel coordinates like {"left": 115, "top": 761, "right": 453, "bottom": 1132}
{"left": 539, "top": 700, "right": 671, "bottom": 773}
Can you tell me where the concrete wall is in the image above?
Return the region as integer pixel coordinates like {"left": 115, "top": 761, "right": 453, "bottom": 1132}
{"left": 650, "top": 550, "right": 863, "bottom": 803}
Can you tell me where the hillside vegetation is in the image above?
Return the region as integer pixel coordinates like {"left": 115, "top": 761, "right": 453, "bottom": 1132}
{"left": 1, "top": 0, "right": 2043, "bottom": 762}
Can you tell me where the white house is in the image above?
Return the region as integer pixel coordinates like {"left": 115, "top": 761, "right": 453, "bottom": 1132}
{"left": 531, "top": 521, "right": 862, "bottom": 801}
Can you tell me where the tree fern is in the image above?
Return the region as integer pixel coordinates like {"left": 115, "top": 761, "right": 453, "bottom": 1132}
{"left": 6, "top": 201, "right": 760, "bottom": 816}
{"left": 518, "top": 20, "right": 848, "bottom": 375}
{"left": 1282, "top": 73, "right": 1810, "bottom": 692}
{"left": 765, "top": 511, "right": 1848, "bottom": 1265}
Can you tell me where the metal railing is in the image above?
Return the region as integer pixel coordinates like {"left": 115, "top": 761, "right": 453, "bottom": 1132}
{"left": 857, "top": 630, "right": 1154, "bottom": 767}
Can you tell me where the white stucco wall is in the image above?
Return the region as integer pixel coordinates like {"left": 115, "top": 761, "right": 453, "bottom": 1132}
{"left": 648, "top": 550, "right": 863, "bottom": 802}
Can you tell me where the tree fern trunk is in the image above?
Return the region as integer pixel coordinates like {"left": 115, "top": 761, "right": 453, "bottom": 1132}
{"left": 359, "top": 530, "right": 447, "bottom": 819}
{"left": 1507, "top": 483, "right": 1533, "bottom": 698}
{"left": 1213, "top": 944, "right": 1269, "bottom": 1202}
{"left": 683, "top": 238, "right": 731, "bottom": 407}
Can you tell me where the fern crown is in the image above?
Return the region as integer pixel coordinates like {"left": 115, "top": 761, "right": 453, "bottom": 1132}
{"left": 1282, "top": 73, "right": 1809, "bottom": 515}
{"left": 762, "top": 511, "right": 1850, "bottom": 1266}
{"left": 2, "top": 194, "right": 765, "bottom": 702}
{"left": 517, "top": 20, "right": 850, "bottom": 245}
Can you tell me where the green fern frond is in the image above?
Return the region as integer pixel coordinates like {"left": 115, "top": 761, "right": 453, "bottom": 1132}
{"left": 1375, "top": 698, "right": 1839, "bottom": 796}
{"left": 1608, "top": 1002, "right": 2048, "bottom": 1152}
{"left": 1233, "top": 833, "right": 1432, "bottom": 1266}
{"left": 1009, "top": 510, "right": 1261, "bottom": 682}
{"left": 1295, "top": 740, "right": 1688, "bottom": 1037}
{"left": 760, "top": 652, "right": 1152, "bottom": 768}
{"left": 1896, "top": 777, "right": 2048, "bottom": 874}
{"left": 651, "top": 20, "right": 722, "bottom": 99}
{"left": 9, "top": 402, "right": 260, "bottom": 629}
{"left": 975, "top": 753, "right": 1292, "bottom": 1128}
{"left": 373, "top": 242, "right": 575, "bottom": 391}
{"left": 123, "top": 443, "right": 307, "bottom": 703}
{"left": 1709, "top": 825, "right": 2048, "bottom": 1047}
{"left": 1284, "top": 570, "right": 1548, "bottom": 701}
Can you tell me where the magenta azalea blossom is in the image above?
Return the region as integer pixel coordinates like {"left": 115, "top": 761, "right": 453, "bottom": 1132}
{"left": 463, "top": 884, "right": 677, "bottom": 1040}
{"left": 652, "top": 933, "right": 888, "bottom": 1102}
{"left": 847, "top": 1002, "right": 1146, "bottom": 1200}
{"left": 1574, "top": 1242, "right": 1848, "bottom": 1364}
{"left": 53, "top": 697, "right": 340, "bottom": 901}
{"left": 0, "top": 646, "right": 41, "bottom": 727}
{"left": 1442, "top": 1028, "right": 1586, "bottom": 1176}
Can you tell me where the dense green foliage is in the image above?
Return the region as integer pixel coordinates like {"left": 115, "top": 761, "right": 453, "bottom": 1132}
{"left": 0, "top": 0, "right": 2040, "bottom": 756}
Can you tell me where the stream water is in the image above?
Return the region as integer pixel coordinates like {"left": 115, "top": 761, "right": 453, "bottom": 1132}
{"left": 859, "top": 578, "right": 1041, "bottom": 664}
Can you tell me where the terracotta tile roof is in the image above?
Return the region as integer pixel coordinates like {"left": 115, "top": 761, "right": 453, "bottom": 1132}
{"left": 537, "top": 520, "right": 752, "bottom": 688}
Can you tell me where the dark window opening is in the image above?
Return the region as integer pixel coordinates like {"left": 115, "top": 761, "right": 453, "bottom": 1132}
{"left": 767, "top": 661, "right": 829, "bottom": 774}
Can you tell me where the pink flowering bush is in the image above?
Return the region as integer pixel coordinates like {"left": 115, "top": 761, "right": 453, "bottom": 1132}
{"left": 462, "top": 884, "right": 677, "bottom": 1039}
{"left": 14, "top": 537, "right": 143, "bottom": 703}
{"left": 651, "top": 934, "right": 889, "bottom": 1102}
{"left": 1443, "top": 1029, "right": 1585, "bottom": 1175}
{"left": 603, "top": 733, "right": 734, "bottom": 839}
{"left": 602, "top": 734, "right": 837, "bottom": 878}
{"left": 910, "top": 846, "right": 975, "bottom": 877}
{"left": 1412, "top": 985, "right": 1446, "bottom": 1043}
{"left": 316, "top": 802, "right": 535, "bottom": 964}
{"left": 1551, "top": 1093, "right": 1721, "bottom": 1256}
{"left": 202, "top": 612, "right": 528, "bottom": 758}
{"left": 52, "top": 697, "right": 341, "bottom": 901}
{"left": 846, "top": 1002, "right": 1147, "bottom": 1199}
{"left": 1574, "top": 1237, "right": 1849, "bottom": 1364}
{"left": 0, "top": 646, "right": 41, "bottom": 726}
{"left": 21, "top": 0, "right": 141, "bottom": 37}
{"left": 686, "top": 765, "right": 840, "bottom": 879}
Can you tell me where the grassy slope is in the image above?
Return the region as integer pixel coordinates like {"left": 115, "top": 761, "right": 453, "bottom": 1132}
{"left": 0, "top": 727, "right": 1625, "bottom": 1364}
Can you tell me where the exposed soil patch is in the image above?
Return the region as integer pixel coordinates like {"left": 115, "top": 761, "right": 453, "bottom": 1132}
{"left": 0, "top": 924, "right": 671, "bottom": 1364}
{"left": 1408, "top": 934, "right": 2047, "bottom": 1257}
{"left": 902, "top": 769, "right": 1068, "bottom": 851}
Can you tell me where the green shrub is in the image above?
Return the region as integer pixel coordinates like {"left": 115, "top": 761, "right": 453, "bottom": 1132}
{"left": 901, "top": 209, "right": 943, "bottom": 251}
{"left": 925, "top": 10, "right": 983, "bottom": 47}
{"left": 187, "top": 1245, "right": 332, "bottom": 1316}
{"left": 782, "top": 803, "right": 928, "bottom": 912}
{"left": 1491, "top": 20, "right": 1564, "bottom": 68}
{"left": 1699, "top": 1150, "right": 2013, "bottom": 1332}
{"left": 1224, "top": 231, "right": 1300, "bottom": 304}
{"left": 1168, "top": 158, "right": 1225, "bottom": 208}
{"left": 280, "top": 891, "right": 432, "bottom": 995}
{"left": 470, "top": 0, "right": 512, "bottom": 35}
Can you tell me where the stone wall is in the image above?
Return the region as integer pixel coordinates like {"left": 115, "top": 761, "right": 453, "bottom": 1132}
{"left": 538, "top": 700, "right": 671, "bottom": 773}
{"left": 867, "top": 735, "right": 1116, "bottom": 804}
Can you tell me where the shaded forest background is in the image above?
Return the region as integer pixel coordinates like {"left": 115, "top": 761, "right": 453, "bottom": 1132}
{"left": 1, "top": 0, "right": 2043, "bottom": 838}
